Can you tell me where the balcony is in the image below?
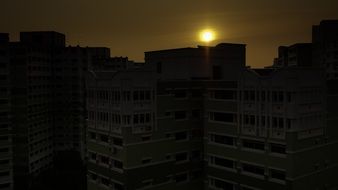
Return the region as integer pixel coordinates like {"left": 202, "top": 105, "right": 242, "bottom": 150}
{"left": 132, "top": 125, "right": 152, "bottom": 134}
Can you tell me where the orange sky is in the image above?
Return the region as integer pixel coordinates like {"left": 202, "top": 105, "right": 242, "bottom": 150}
{"left": 1, "top": 0, "right": 338, "bottom": 67}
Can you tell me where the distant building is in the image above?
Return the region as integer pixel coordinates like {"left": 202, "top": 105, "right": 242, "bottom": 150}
{"left": 313, "top": 20, "right": 338, "bottom": 190}
{"left": 312, "top": 20, "right": 338, "bottom": 80}
{"left": 272, "top": 43, "right": 312, "bottom": 68}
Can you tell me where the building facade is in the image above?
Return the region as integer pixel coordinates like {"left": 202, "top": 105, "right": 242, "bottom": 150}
{"left": 205, "top": 67, "right": 329, "bottom": 190}
{"left": 0, "top": 33, "right": 13, "bottom": 190}
{"left": 0, "top": 31, "right": 107, "bottom": 190}
{"left": 87, "top": 40, "right": 336, "bottom": 190}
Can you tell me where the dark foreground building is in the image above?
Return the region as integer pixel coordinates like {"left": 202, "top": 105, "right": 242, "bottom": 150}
{"left": 0, "top": 31, "right": 109, "bottom": 190}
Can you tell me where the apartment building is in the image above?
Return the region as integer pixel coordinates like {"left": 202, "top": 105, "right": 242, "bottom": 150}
{"left": 272, "top": 43, "right": 312, "bottom": 68}
{"left": 313, "top": 20, "right": 338, "bottom": 80}
{"left": 86, "top": 62, "right": 160, "bottom": 190}
{"left": 86, "top": 43, "right": 245, "bottom": 190}
{"left": 0, "top": 31, "right": 108, "bottom": 190}
{"left": 313, "top": 20, "right": 338, "bottom": 190}
{"left": 205, "top": 67, "right": 330, "bottom": 190}
{"left": 0, "top": 33, "right": 13, "bottom": 190}
{"left": 86, "top": 38, "right": 337, "bottom": 190}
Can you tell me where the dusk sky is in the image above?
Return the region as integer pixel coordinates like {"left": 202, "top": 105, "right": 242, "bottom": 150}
{"left": 1, "top": 0, "right": 338, "bottom": 67}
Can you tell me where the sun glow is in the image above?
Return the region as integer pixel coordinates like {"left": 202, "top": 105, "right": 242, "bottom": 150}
{"left": 199, "top": 30, "right": 215, "bottom": 43}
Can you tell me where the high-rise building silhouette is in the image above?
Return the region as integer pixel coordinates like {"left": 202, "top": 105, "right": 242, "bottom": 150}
{"left": 0, "top": 33, "right": 13, "bottom": 190}
{"left": 0, "top": 31, "right": 109, "bottom": 190}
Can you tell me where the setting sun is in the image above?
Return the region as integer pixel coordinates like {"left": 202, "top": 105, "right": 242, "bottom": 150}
{"left": 199, "top": 30, "right": 215, "bottom": 42}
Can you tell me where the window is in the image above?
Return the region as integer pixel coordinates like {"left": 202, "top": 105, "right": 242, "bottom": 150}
{"left": 278, "top": 91, "right": 284, "bottom": 102}
{"left": 0, "top": 183, "right": 10, "bottom": 188}
{"left": 90, "top": 152, "right": 96, "bottom": 161}
{"left": 139, "top": 91, "right": 145, "bottom": 100}
{"left": 145, "top": 113, "right": 151, "bottom": 123}
{"left": 213, "top": 65, "right": 222, "bottom": 79}
{"left": 100, "top": 134, "right": 109, "bottom": 143}
{"left": 191, "top": 150, "right": 201, "bottom": 161}
{"left": 272, "top": 117, "right": 284, "bottom": 129}
{"left": 89, "top": 172, "right": 97, "bottom": 181}
{"left": 122, "top": 91, "right": 131, "bottom": 101}
{"left": 210, "top": 178, "right": 234, "bottom": 190}
{"left": 272, "top": 91, "right": 277, "bottom": 102}
{"left": 133, "top": 91, "right": 139, "bottom": 101}
{"left": 210, "top": 112, "right": 236, "bottom": 123}
{"left": 114, "top": 160, "right": 123, "bottom": 169}
{"left": 0, "top": 124, "right": 8, "bottom": 130}
{"left": 0, "top": 171, "right": 9, "bottom": 177}
{"left": 142, "top": 136, "right": 151, "bottom": 141}
{"left": 211, "top": 134, "right": 234, "bottom": 146}
{"left": 287, "top": 92, "right": 292, "bottom": 102}
{"left": 113, "top": 137, "right": 123, "bottom": 146}
{"left": 0, "top": 136, "right": 9, "bottom": 141}
{"left": 270, "top": 144, "right": 286, "bottom": 154}
{"left": 142, "top": 158, "right": 152, "bottom": 164}
{"left": 101, "top": 177, "right": 110, "bottom": 186}
{"left": 191, "top": 129, "right": 202, "bottom": 138}
{"left": 190, "top": 170, "right": 202, "bottom": 180}
{"left": 286, "top": 119, "right": 291, "bottom": 129}
{"left": 174, "top": 89, "right": 187, "bottom": 98}
{"left": 157, "top": 62, "right": 162, "bottom": 73}
{"left": 122, "top": 115, "right": 131, "bottom": 125}
{"left": 133, "top": 113, "right": 151, "bottom": 124}
{"left": 175, "top": 152, "right": 188, "bottom": 162}
{"left": 191, "top": 89, "right": 203, "bottom": 97}
{"left": 174, "top": 111, "right": 186, "bottom": 120}
{"left": 244, "top": 115, "right": 256, "bottom": 125}
{"left": 175, "top": 131, "right": 187, "bottom": 141}
{"left": 261, "top": 116, "right": 266, "bottom": 126}
{"left": 261, "top": 91, "right": 266, "bottom": 101}
{"left": 165, "top": 154, "right": 172, "bottom": 160}
{"left": 145, "top": 91, "right": 151, "bottom": 100}
{"left": 191, "top": 109, "right": 201, "bottom": 119}
{"left": 0, "top": 148, "right": 9, "bottom": 153}
{"left": 242, "top": 139, "right": 265, "bottom": 151}
{"left": 210, "top": 156, "right": 234, "bottom": 169}
{"left": 242, "top": 163, "right": 265, "bottom": 176}
{"left": 272, "top": 91, "right": 284, "bottom": 103}
{"left": 175, "top": 173, "right": 188, "bottom": 183}
{"left": 141, "top": 179, "right": 153, "bottom": 188}
{"left": 0, "top": 160, "right": 9, "bottom": 165}
{"left": 241, "top": 186, "right": 257, "bottom": 190}
{"left": 100, "top": 156, "right": 109, "bottom": 165}
{"left": 133, "top": 114, "right": 139, "bottom": 124}
{"left": 165, "top": 133, "right": 172, "bottom": 138}
{"left": 270, "top": 169, "right": 286, "bottom": 181}
{"left": 212, "top": 90, "right": 236, "bottom": 100}
{"left": 249, "top": 91, "right": 255, "bottom": 101}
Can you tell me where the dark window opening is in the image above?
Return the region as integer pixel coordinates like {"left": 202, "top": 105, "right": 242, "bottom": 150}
{"left": 175, "top": 111, "right": 186, "bottom": 120}
{"left": 175, "top": 131, "right": 187, "bottom": 141}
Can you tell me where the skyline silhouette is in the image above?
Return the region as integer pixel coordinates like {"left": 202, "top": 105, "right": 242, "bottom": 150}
{"left": 1, "top": 19, "right": 338, "bottom": 190}
{"left": 1, "top": 0, "right": 338, "bottom": 67}
{"left": 1, "top": 1, "right": 338, "bottom": 189}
